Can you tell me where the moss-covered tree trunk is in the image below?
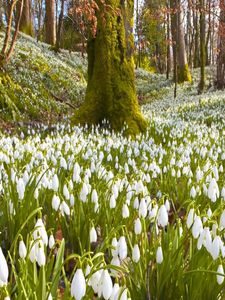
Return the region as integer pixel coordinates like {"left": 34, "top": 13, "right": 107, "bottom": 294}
{"left": 45, "top": 0, "right": 56, "bottom": 46}
{"left": 170, "top": 0, "right": 192, "bottom": 83}
{"left": 73, "top": 0, "right": 147, "bottom": 135}
{"left": 18, "top": 0, "right": 34, "bottom": 36}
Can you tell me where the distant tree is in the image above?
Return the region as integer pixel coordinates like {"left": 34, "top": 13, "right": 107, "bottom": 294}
{"left": 45, "top": 0, "right": 56, "bottom": 45}
{"left": 170, "top": 0, "right": 192, "bottom": 83}
{"left": 199, "top": 0, "right": 206, "bottom": 92}
{"left": 216, "top": 0, "right": 225, "bottom": 89}
{"left": 73, "top": 0, "right": 147, "bottom": 134}
{"left": 18, "top": 0, "right": 34, "bottom": 36}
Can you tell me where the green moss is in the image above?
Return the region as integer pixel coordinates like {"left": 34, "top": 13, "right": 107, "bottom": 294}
{"left": 72, "top": 0, "right": 147, "bottom": 135}
{"left": 20, "top": 24, "right": 34, "bottom": 37}
{"left": 177, "top": 64, "right": 192, "bottom": 83}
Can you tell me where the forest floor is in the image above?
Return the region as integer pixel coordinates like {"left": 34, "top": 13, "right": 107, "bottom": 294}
{"left": 0, "top": 32, "right": 225, "bottom": 130}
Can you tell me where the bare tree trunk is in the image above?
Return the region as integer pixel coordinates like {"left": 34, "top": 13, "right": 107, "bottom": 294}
{"left": 18, "top": 0, "right": 33, "bottom": 35}
{"left": 199, "top": 0, "right": 206, "bottom": 93}
{"left": 170, "top": 0, "right": 192, "bottom": 83}
{"left": 56, "top": 0, "right": 65, "bottom": 50}
{"left": 45, "top": 0, "right": 56, "bottom": 45}
{"left": 166, "top": 0, "right": 171, "bottom": 79}
{"left": 216, "top": 0, "right": 225, "bottom": 89}
{"left": 193, "top": 0, "right": 200, "bottom": 68}
{"left": 0, "top": 0, "right": 3, "bottom": 28}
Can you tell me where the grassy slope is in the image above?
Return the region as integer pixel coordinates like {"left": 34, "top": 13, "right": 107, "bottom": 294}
{"left": 0, "top": 31, "right": 87, "bottom": 126}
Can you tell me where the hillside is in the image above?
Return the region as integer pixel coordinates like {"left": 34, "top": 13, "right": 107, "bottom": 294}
{"left": 0, "top": 32, "right": 87, "bottom": 126}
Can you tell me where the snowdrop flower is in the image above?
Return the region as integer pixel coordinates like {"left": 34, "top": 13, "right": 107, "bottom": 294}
{"left": 80, "top": 183, "right": 89, "bottom": 202}
{"left": 33, "top": 218, "right": 48, "bottom": 246}
{"left": 90, "top": 227, "right": 97, "bottom": 243}
{"left": 71, "top": 269, "right": 86, "bottom": 300}
{"left": 190, "top": 186, "right": 197, "bottom": 198}
{"left": 91, "top": 189, "right": 98, "bottom": 203}
{"left": 132, "top": 244, "right": 140, "bottom": 263}
{"left": 89, "top": 270, "right": 102, "bottom": 293}
{"left": 219, "top": 210, "right": 225, "bottom": 230}
{"left": 134, "top": 218, "right": 142, "bottom": 235}
{"left": 122, "top": 204, "right": 129, "bottom": 218}
{"left": 0, "top": 247, "right": 9, "bottom": 285}
{"left": 110, "top": 283, "right": 120, "bottom": 300}
{"left": 110, "top": 194, "right": 116, "bottom": 209}
{"left": 221, "top": 187, "right": 225, "bottom": 200}
{"left": 49, "top": 234, "right": 55, "bottom": 249}
{"left": 63, "top": 185, "right": 70, "bottom": 200}
{"left": 187, "top": 208, "right": 195, "bottom": 229}
{"left": 120, "top": 288, "right": 128, "bottom": 300}
{"left": 60, "top": 201, "right": 70, "bottom": 216}
{"left": 217, "top": 264, "right": 224, "bottom": 285}
{"left": 73, "top": 162, "right": 81, "bottom": 182}
{"left": 192, "top": 216, "right": 203, "bottom": 239}
{"left": 157, "top": 205, "right": 168, "bottom": 228}
{"left": 211, "top": 236, "right": 222, "bottom": 260}
{"left": 111, "top": 238, "right": 118, "bottom": 257}
{"left": 139, "top": 198, "right": 147, "bottom": 218}
{"left": 17, "top": 178, "right": 25, "bottom": 200}
{"left": 29, "top": 242, "right": 37, "bottom": 263}
{"left": 19, "top": 239, "right": 27, "bottom": 259}
{"left": 36, "top": 243, "right": 46, "bottom": 267}
{"left": 208, "top": 178, "right": 219, "bottom": 202}
{"left": 118, "top": 236, "right": 127, "bottom": 260}
{"left": 52, "top": 195, "right": 60, "bottom": 211}
{"left": 156, "top": 246, "right": 163, "bottom": 264}
{"left": 102, "top": 270, "right": 113, "bottom": 300}
{"left": 52, "top": 174, "right": 59, "bottom": 192}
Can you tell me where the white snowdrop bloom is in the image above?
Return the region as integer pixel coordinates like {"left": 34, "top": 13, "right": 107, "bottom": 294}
{"left": 71, "top": 269, "right": 86, "bottom": 300}
{"left": 52, "top": 174, "right": 59, "bottom": 192}
{"left": 217, "top": 265, "right": 224, "bottom": 285}
{"left": 102, "top": 270, "right": 113, "bottom": 300}
{"left": 60, "top": 157, "right": 67, "bottom": 169}
{"left": 134, "top": 218, "right": 142, "bottom": 235}
{"left": 187, "top": 208, "right": 195, "bottom": 229}
{"left": 4, "top": 297, "right": 10, "bottom": 300}
{"left": 208, "top": 178, "right": 219, "bottom": 202}
{"left": 33, "top": 218, "right": 48, "bottom": 246}
{"left": 19, "top": 240, "right": 27, "bottom": 259}
{"left": 192, "top": 216, "right": 203, "bottom": 239}
{"left": 111, "top": 238, "right": 118, "bottom": 257}
{"left": 47, "top": 293, "right": 53, "bottom": 300}
{"left": 132, "top": 244, "right": 140, "bottom": 263}
{"left": 219, "top": 210, "right": 225, "bottom": 230}
{"left": 29, "top": 242, "right": 37, "bottom": 263}
{"left": 36, "top": 243, "right": 46, "bottom": 267}
{"left": 139, "top": 198, "right": 147, "bottom": 218}
{"left": 110, "top": 283, "right": 120, "bottom": 300}
{"left": 133, "top": 197, "right": 139, "bottom": 209}
{"left": 60, "top": 201, "right": 70, "bottom": 216}
{"left": 91, "top": 189, "right": 98, "bottom": 203}
{"left": 49, "top": 234, "right": 55, "bottom": 249}
{"left": 110, "top": 256, "right": 120, "bottom": 275}
{"left": 211, "top": 236, "right": 222, "bottom": 260}
{"left": 89, "top": 270, "right": 101, "bottom": 292}
{"left": 120, "top": 288, "right": 128, "bottom": 300}
{"left": 122, "top": 204, "right": 129, "bottom": 218}
{"left": 156, "top": 246, "right": 163, "bottom": 264}
{"left": 149, "top": 205, "right": 158, "bottom": 220}
{"left": 17, "top": 178, "right": 25, "bottom": 200}
{"left": 63, "top": 185, "right": 70, "bottom": 200}
{"left": 202, "top": 227, "right": 212, "bottom": 252}
{"left": 73, "top": 162, "right": 81, "bottom": 183}
{"left": 118, "top": 236, "right": 127, "bottom": 260}
{"left": 112, "top": 185, "right": 119, "bottom": 199}
{"left": 110, "top": 194, "right": 116, "bottom": 209}
{"left": 0, "top": 247, "right": 9, "bottom": 285}
{"left": 207, "top": 208, "right": 212, "bottom": 218}
{"left": 190, "top": 186, "right": 197, "bottom": 198}
{"left": 80, "top": 183, "right": 89, "bottom": 202}
{"left": 165, "top": 199, "right": 170, "bottom": 212}
{"left": 212, "top": 223, "right": 218, "bottom": 238}
{"left": 90, "top": 227, "right": 97, "bottom": 243}
{"left": 52, "top": 195, "right": 60, "bottom": 211}
{"left": 221, "top": 187, "right": 225, "bottom": 200}
{"left": 70, "top": 194, "right": 75, "bottom": 206}
{"left": 157, "top": 205, "right": 168, "bottom": 228}
{"left": 136, "top": 180, "right": 144, "bottom": 194}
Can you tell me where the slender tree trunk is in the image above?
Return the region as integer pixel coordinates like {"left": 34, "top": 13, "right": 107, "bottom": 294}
{"left": 170, "top": 0, "right": 192, "bottom": 83}
{"left": 56, "top": 0, "right": 65, "bottom": 50}
{"left": 193, "top": 0, "right": 200, "bottom": 68}
{"left": 166, "top": 0, "right": 171, "bottom": 79}
{"left": 0, "top": 0, "right": 3, "bottom": 28}
{"left": 73, "top": 0, "right": 147, "bottom": 135}
{"left": 216, "top": 0, "right": 225, "bottom": 89}
{"left": 45, "top": 0, "right": 56, "bottom": 45}
{"left": 199, "top": 0, "right": 205, "bottom": 92}
{"left": 18, "top": 0, "right": 33, "bottom": 36}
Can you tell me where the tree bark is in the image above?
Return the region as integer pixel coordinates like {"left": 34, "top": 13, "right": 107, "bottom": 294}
{"left": 216, "top": 0, "right": 225, "bottom": 89}
{"left": 199, "top": 0, "right": 205, "bottom": 92}
{"left": 170, "top": 0, "right": 192, "bottom": 83}
{"left": 73, "top": 0, "right": 147, "bottom": 135}
{"left": 56, "top": 0, "right": 65, "bottom": 50}
{"left": 18, "top": 0, "right": 33, "bottom": 36}
{"left": 45, "top": 0, "right": 56, "bottom": 45}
